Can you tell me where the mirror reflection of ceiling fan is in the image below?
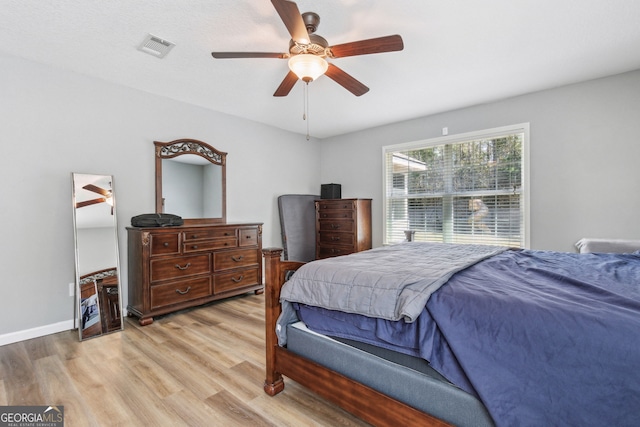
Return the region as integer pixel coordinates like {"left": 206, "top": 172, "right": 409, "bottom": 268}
{"left": 211, "top": 0, "right": 404, "bottom": 97}
{"left": 76, "top": 184, "right": 113, "bottom": 214}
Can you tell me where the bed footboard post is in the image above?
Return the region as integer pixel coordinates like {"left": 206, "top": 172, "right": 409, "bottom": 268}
{"left": 262, "top": 248, "right": 285, "bottom": 396}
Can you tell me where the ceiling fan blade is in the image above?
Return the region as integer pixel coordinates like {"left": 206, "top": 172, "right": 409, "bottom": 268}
{"left": 83, "top": 184, "right": 110, "bottom": 197}
{"left": 271, "top": 0, "right": 310, "bottom": 45}
{"left": 274, "top": 71, "right": 299, "bottom": 97}
{"left": 324, "top": 63, "right": 369, "bottom": 96}
{"left": 76, "top": 198, "right": 106, "bottom": 209}
{"left": 211, "top": 52, "right": 287, "bottom": 59}
{"left": 329, "top": 35, "right": 404, "bottom": 58}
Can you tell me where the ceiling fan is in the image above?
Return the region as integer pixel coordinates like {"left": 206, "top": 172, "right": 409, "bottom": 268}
{"left": 211, "top": 0, "right": 404, "bottom": 97}
{"left": 76, "top": 184, "right": 113, "bottom": 214}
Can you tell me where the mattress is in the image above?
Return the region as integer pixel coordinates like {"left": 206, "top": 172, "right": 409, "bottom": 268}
{"left": 286, "top": 321, "right": 494, "bottom": 427}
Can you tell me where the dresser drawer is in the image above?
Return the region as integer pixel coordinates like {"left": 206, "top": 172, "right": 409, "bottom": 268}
{"left": 150, "top": 233, "right": 180, "bottom": 256}
{"left": 318, "top": 210, "right": 354, "bottom": 219}
{"left": 318, "top": 220, "right": 355, "bottom": 233}
{"left": 317, "top": 200, "right": 355, "bottom": 211}
{"left": 182, "top": 228, "right": 236, "bottom": 241}
{"left": 150, "top": 254, "right": 211, "bottom": 282}
{"left": 183, "top": 238, "right": 237, "bottom": 253}
{"left": 239, "top": 228, "right": 258, "bottom": 247}
{"left": 213, "top": 248, "right": 259, "bottom": 272}
{"left": 317, "top": 246, "right": 354, "bottom": 259}
{"left": 150, "top": 277, "right": 211, "bottom": 309}
{"left": 318, "top": 231, "right": 355, "bottom": 246}
{"left": 214, "top": 268, "right": 259, "bottom": 294}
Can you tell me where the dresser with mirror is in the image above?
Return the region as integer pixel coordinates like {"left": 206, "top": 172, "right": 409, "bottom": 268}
{"left": 127, "top": 139, "right": 263, "bottom": 325}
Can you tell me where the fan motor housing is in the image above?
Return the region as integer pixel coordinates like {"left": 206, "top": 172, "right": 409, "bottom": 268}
{"left": 289, "top": 34, "right": 328, "bottom": 55}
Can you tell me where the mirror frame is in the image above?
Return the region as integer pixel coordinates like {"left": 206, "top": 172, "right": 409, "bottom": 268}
{"left": 72, "top": 173, "right": 124, "bottom": 341}
{"left": 154, "top": 138, "right": 227, "bottom": 225}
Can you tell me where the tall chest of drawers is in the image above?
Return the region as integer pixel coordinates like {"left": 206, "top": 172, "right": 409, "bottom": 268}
{"left": 315, "top": 199, "right": 372, "bottom": 259}
{"left": 127, "top": 223, "right": 263, "bottom": 325}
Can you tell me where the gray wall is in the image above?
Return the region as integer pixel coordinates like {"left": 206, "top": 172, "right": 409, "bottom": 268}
{"left": 0, "top": 53, "right": 321, "bottom": 339}
{"left": 320, "top": 70, "right": 640, "bottom": 252}
{"left": 2, "top": 50, "right": 639, "bottom": 342}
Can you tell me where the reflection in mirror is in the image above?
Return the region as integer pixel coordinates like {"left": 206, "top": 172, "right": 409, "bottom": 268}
{"left": 155, "top": 139, "right": 226, "bottom": 224}
{"left": 72, "top": 173, "right": 123, "bottom": 341}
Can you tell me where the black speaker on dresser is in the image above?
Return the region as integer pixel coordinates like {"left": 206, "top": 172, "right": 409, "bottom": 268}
{"left": 321, "top": 183, "right": 341, "bottom": 199}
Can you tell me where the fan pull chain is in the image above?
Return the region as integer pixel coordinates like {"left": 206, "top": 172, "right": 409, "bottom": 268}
{"left": 303, "top": 82, "right": 310, "bottom": 140}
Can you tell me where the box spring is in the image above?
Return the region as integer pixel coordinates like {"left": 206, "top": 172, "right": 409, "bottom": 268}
{"left": 287, "top": 322, "right": 494, "bottom": 427}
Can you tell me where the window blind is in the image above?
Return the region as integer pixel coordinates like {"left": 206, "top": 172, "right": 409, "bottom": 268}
{"left": 384, "top": 128, "right": 526, "bottom": 247}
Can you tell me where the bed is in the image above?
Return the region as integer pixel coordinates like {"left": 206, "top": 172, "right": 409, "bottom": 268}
{"left": 262, "top": 242, "right": 640, "bottom": 427}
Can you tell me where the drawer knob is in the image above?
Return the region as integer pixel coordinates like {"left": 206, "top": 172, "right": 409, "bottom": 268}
{"left": 175, "top": 263, "right": 191, "bottom": 271}
{"left": 163, "top": 242, "right": 169, "bottom": 247}
{"left": 175, "top": 286, "right": 191, "bottom": 295}
{"left": 231, "top": 275, "right": 244, "bottom": 283}
{"left": 191, "top": 245, "right": 198, "bottom": 249}
{"left": 231, "top": 255, "right": 244, "bottom": 262}
{"left": 331, "top": 236, "right": 340, "bottom": 241}
{"left": 331, "top": 224, "right": 341, "bottom": 229}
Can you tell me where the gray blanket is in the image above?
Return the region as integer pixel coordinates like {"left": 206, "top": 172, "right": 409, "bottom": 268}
{"left": 280, "top": 242, "right": 507, "bottom": 322}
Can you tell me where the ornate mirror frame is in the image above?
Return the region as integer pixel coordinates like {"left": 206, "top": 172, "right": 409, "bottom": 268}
{"left": 154, "top": 138, "right": 227, "bottom": 225}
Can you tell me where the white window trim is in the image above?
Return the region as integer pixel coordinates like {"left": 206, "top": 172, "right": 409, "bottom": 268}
{"left": 382, "top": 123, "right": 530, "bottom": 248}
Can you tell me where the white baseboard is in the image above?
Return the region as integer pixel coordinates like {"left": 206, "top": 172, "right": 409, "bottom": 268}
{"left": 0, "top": 319, "right": 75, "bottom": 347}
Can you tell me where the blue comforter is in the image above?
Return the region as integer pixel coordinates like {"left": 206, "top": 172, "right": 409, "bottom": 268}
{"left": 296, "top": 249, "right": 640, "bottom": 426}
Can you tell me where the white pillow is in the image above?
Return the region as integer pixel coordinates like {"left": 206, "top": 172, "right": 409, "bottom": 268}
{"left": 575, "top": 238, "right": 640, "bottom": 253}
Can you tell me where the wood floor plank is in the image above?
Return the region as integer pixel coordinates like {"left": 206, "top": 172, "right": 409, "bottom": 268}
{"left": 204, "top": 389, "right": 276, "bottom": 426}
{"left": 33, "top": 355, "right": 98, "bottom": 427}
{"left": 0, "top": 379, "right": 7, "bottom": 406}
{"left": 0, "top": 293, "right": 372, "bottom": 426}
{"left": 98, "top": 355, "right": 187, "bottom": 426}
{"left": 0, "top": 341, "right": 45, "bottom": 404}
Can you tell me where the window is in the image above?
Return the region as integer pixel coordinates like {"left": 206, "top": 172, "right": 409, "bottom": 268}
{"left": 383, "top": 124, "right": 529, "bottom": 247}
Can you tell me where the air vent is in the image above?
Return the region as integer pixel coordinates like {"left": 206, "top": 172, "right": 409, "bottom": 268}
{"left": 137, "top": 34, "right": 175, "bottom": 58}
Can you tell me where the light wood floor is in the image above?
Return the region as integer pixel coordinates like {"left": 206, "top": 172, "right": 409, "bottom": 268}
{"left": 0, "top": 293, "right": 370, "bottom": 426}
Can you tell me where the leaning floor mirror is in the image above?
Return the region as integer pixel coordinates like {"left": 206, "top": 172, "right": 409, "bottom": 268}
{"left": 72, "top": 173, "right": 124, "bottom": 340}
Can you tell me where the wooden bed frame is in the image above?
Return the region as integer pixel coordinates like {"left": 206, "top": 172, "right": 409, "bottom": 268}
{"left": 262, "top": 248, "right": 452, "bottom": 427}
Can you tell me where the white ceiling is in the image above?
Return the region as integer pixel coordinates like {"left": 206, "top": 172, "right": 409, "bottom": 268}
{"left": 2, "top": 1, "right": 640, "bottom": 139}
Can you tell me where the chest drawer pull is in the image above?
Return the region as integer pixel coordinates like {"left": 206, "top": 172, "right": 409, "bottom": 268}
{"left": 231, "top": 275, "right": 244, "bottom": 283}
{"left": 163, "top": 242, "right": 169, "bottom": 247}
{"left": 331, "top": 236, "right": 341, "bottom": 241}
{"left": 191, "top": 245, "right": 198, "bottom": 249}
{"left": 232, "top": 255, "right": 244, "bottom": 262}
{"left": 175, "top": 286, "right": 192, "bottom": 295}
{"left": 175, "top": 263, "right": 191, "bottom": 270}
{"left": 331, "top": 223, "right": 341, "bottom": 229}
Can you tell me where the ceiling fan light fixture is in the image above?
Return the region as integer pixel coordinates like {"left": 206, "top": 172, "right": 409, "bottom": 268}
{"left": 288, "top": 54, "right": 328, "bottom": 82}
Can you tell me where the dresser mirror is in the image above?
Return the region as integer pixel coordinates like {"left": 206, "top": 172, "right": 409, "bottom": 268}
{"left": 72, "top": 173, "right": 123, "bottom": 341}
{"left": 155, "top": 139, "right": 226, "bottom": 225}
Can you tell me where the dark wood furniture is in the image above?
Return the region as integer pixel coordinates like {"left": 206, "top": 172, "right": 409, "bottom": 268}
{"left": 155, "top": 138, "right": 227, "bottom": 225}
{"left": 262, "top": 248, "right": 451, "bottom": 427}
{"left": 315, "top": 198, "right": 372, "bottom": 259}
{"left": 79, "top": 267, "right": 122, "bottom": 339}
{"left": 98, "top": 275, "right": 121, "bottom": 333}
{"left": 127, "top": 223, "right": 263, "bottom": 325}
